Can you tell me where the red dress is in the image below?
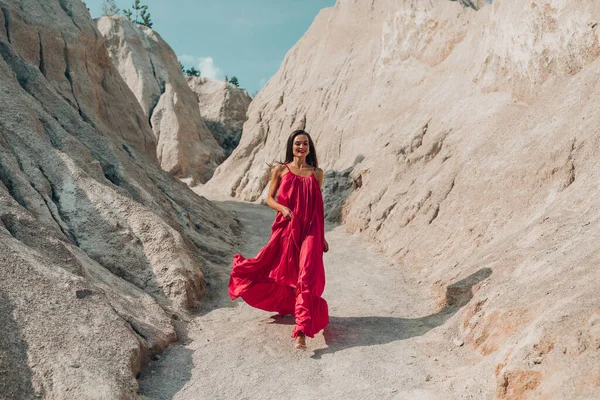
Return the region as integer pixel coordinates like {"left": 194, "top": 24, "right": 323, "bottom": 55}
{"left": 228, "top": 164, "right": 329, "bottom": 338}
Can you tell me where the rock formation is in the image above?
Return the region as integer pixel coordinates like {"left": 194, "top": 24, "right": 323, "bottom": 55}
{"left": 207, "top": 0, "right": 600, "bottom": 397}
{"left": 96, "top": 16, "right": 224, "bottom": 184}
{"left": 187, "top": 77, "right": 251, "bottom": 156}
{"left": 0, "top": 0, "right": 238, "bottom": 397}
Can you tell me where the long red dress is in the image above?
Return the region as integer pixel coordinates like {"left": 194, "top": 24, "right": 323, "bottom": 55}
{"left": 228, "top": 164, "right": 329, "bottom": 338}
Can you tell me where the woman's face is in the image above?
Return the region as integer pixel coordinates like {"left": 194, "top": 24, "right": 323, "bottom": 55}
{"left": 293, "top": 134, "right": 310, "bottom": 158}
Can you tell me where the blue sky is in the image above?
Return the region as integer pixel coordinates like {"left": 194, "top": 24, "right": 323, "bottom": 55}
{"left": 85, "top": 0, "right": 336, "bottom": 94}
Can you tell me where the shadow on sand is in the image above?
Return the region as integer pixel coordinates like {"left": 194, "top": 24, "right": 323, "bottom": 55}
{"left": 137, "top": 345, "right": 194, "bottom": 400}
{"left": 311, "top": 268, "right": 492, "bottom": 359}
{"left": 0, "top": 289, "right": 35, "bottom": 399}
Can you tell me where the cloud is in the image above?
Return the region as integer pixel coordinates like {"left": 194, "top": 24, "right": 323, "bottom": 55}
{"left": 178, "top": 54, "right": 225, "bottom": 80}
{"left": 178, "top": 54, "right": 197, "bottom": 65}
{"left": 198, "top": 57, "right": 224, "bottom": 80}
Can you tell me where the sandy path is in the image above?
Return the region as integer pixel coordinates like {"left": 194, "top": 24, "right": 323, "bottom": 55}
{"left": 138, "top": 199, "right": 491, "bottom": 399}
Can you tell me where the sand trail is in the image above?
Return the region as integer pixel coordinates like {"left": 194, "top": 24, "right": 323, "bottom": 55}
{"left": 138, "top": 198, "right": 491, "bottom": 400}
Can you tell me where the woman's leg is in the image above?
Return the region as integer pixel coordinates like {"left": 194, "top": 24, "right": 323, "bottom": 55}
{"left": 292, "top": 234, "right": 328, "bottom": 340}
{"left": 295, "top": 332, "right": 306, "bottom": 349}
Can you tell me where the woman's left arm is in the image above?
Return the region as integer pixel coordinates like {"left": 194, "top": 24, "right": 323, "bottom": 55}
{"left": 316, "top": 168, "right": 329, "bottom": 252}
{"left": 316, "top": 167, "right": 324, "bottom": 189}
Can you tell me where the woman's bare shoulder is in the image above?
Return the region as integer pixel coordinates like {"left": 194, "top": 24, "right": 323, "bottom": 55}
{"left": 271, "top": 163, "right": 287, "bottom": 177}
{"left": 315, "top": 167, "right": 324, "bottom": 177}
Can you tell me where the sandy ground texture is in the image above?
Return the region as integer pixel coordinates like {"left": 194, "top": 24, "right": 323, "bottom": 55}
{"left": 137, "top": 194, "right": 496, "bottom": 400}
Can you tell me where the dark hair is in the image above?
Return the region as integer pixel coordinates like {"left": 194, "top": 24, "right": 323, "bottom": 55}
{"left": 283, "top": 129, "right": 318, "bottom": 167}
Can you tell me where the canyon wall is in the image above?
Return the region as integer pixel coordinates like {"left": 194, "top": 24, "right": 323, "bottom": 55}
{"left": 97, "top": 16, "right": 224, "bottom": 184}
{"left": 0, "top": 0, "right": 238, "bottom": 397}
{"left": 207, "top": 1, "right": 600, "bottom": 398}
{"left": 187, "top": 77, "right": 251, "bottom": 156}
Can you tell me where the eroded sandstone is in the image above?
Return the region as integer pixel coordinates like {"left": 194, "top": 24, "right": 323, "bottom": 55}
{"left": 187, "top": 77, "right": 251, "bottom": 156}
{"left": 0, "top": 0, "right": 238, "bottom": 397}
{"left": 97, "top": 16, "right": 225, "bottom": 184}
{"left": 206, "top": 0, "right": 600, "bottom": 397}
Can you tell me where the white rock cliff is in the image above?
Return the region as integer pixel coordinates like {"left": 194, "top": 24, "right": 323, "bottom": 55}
{"left": 187, "top": 77, "right": 251, "bottom": 156}
{"left": 0, "top": 0, "right": 238, "bottom": 397}
{"left": 96, "top": 16, "right": 224, "bottom": 184}
{"left": 207, "top": 0, "right": 600, "bottom": 397}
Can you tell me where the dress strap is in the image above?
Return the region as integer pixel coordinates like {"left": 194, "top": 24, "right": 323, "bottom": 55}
{"left": 284, "top": 164, "right": 291, "bottom": 172}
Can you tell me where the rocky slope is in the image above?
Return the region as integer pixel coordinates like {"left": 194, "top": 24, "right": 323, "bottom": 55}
{"left": 207, "top": 0, "right": 600, "bottom": 398}
{"left": 0, "top": 0, "right": 238, "bottom": 398}
{"left": 97, "top": 16, "right": 224, "bottom": 184}
{"left": 187, "top": 77, "right": 251, "bottom": 156}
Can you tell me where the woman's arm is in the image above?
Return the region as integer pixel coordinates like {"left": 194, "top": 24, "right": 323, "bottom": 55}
{"left": 266, "top": 164, "right": 293, "bottom": 219}
{"left": 315, "top": 168, "right": 329, "bottom": 252}
{"left": 316, "top": 168, "right": 324, "bottom": 189}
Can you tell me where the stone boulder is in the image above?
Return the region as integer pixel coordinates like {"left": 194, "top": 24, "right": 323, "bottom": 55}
{"left": 187, "top": 77, "right": 252, "bottom": 156}
{"left": 206, "top": 0, "right": 600, "bottom": 397}
{"left": 0, "top": 0, "right": 238, "bottom": 397}
{"left": 97, "top": 16, "right": 224, "bottom": 184}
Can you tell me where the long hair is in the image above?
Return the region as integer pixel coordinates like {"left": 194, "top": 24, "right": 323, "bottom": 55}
{"left": 283, "top": 129, "right": 318, "bottom": 168}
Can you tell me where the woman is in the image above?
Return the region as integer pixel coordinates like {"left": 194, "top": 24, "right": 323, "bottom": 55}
{"left": 228, "top": 129, "right": 329, "bottom": 350}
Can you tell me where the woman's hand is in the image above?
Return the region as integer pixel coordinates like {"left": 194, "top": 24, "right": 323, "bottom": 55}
{"left": 323, "top": 239, "right": 329, "bottom": 253}
{"left": 280, "top": 206, "right": 293, "bottom": 220}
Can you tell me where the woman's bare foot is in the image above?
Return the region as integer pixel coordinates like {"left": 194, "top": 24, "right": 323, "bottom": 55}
{"left": 295, "top": 333, "right": 306, "bottom": 350}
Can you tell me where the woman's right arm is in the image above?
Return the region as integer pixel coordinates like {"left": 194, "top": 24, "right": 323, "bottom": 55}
{"left": 266, "top": 165, "right": 293, "bottom": 219}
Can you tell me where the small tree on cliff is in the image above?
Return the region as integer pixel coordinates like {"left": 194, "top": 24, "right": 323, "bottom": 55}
{"left": 124, "top": 0, "right": 153, "bottom": 28}
{"left": 228, "top": 76, "right": 240, "bottom": 87}
{"left": 140, "top": 6, "right": 153, "bottom": 28}
{"left": 185, "top": 67, "right": 200, "bottom": 77}
{"left": 101, "top": 0, "right": 119, "bottom": 16}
